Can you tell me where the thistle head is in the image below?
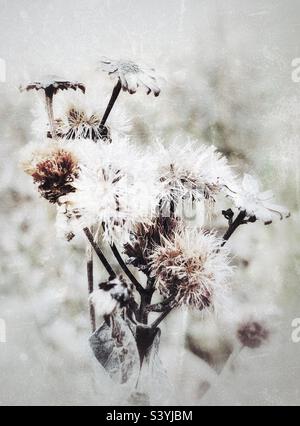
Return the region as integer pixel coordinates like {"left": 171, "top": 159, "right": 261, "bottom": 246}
{"left": 149, "top": 141, "right": 236, "bottom": 213}
{"left": 54, "top": 106, "right": 111, "bottom": 143}
{"left": 124, "top": 215, "right": 182, "bottom": 273}
{"left": 150, "top": 228, "right": 232, "bottom": 311}
{"left": 22, "top": 143, "right": 79, "bottom": 203}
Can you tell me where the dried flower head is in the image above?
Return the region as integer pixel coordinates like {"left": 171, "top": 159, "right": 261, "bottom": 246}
{"left": 54, "top": 106, "right": 111, "bottom": 143}
{"left": 99, "top": 57, "right": 161, "bottom": 96}
{"left": 150, "top": 228, "right": 232, "bottom": 310}
{"left": 20, "top": 76, "right": 85, "bottom": 96}
{"left": 21, "top": 76, "right": 86, "bottom": 140}
{"left": 31, "top": 90, "right": 131, "bottom": 141}
{"left": 228, "top": 174, "right": 290, "bottom": 224}
{"left": 124, "top": 216, "right": 182, "bottom": 274}
{"left": 90, "top": 275, "right": 133, "bottom": 318}
{"left": 61, "top": 138, "right": 152, "bottom": 242}
{"left": 237, "top": 321, "right": 269, "bottom": 349}
{"left": 149, "top": 141, "right": 236, "bottom": 212}
{"left": 22, "top": 142, "right": 79, "bottom": 203}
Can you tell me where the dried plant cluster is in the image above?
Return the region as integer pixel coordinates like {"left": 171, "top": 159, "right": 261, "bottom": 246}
{"left": 20, "top": 57, "right": 290, "bottom": 395}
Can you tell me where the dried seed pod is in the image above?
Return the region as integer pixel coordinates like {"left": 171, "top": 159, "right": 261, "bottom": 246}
{"left": 237, "top": 321, "right": 269, "bottom": 349}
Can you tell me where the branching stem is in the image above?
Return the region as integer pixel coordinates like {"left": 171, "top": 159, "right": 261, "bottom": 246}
{"left": 222, "top": 210, "right": 247, "bottom": 246}
{"left": 147, "top": 295, "right": 174, "bottom": 313}
{"left": 151, "top": 306, "right": 173, "bottom": 329}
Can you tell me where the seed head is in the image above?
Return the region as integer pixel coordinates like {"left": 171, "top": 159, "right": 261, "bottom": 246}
{"left": 25, "top": 146, "right": 79, "bottom": 203}
{"left": 237, "top": 321, "right": 269, "bottom": 349}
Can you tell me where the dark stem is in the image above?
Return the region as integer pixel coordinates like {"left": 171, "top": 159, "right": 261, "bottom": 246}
{"left": 100, "top": 80, "right": 122, "bottom": 126}
{"left": 135, "top": 326, "right": 159, "bottom": 366}
{"left": 83, "top": 227, "right": 116, "bottom": 277}
{"left": 137, "top": 277, "right": 156, "bottom": 324}
{"left": 139, "top": 287, "right": 155, "bottom": 325}
{"left": 151, "top": 306, "right": 173, "bottom": 329}
{"left": 44, "top": 92, "right": 57, "bottom": 140}
{"left": 147, "top": 295, "right": 174, "bottom": 313}
{"left": 170, "top": 198, "right": 176, "bottom": 218}
{"left": 109, "top": 243, "right": 145, "bottom": 295}
{"left": 86, "top": 251, "right": 96, "bottom": 332}
{"left": 222, "top": 210, "right": 247, "bottom": 246}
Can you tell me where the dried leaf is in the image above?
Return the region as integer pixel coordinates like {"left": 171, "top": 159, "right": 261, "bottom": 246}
{"left": 89, "top": 315, "right": 140, "bottom": 385}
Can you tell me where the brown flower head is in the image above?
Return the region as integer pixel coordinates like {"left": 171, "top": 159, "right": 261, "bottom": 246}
{"left": 27, "top": 147, "right": 79, "bottom": 203}
{"left": 149, "top": 229, "right": 232, "bottom": 310}
{"left": 237, "top": 321, "right": 269, "bottom": 349}
{"left": 124, "top": 216, "right": 181, "bottom": 274}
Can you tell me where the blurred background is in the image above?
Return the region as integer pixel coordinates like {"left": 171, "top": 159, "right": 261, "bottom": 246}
{"left": 0, "top": 0, "right": 300, "bottom": 405}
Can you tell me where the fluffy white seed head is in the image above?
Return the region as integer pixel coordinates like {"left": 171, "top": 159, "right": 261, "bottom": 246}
{"left": 150, "top": 227, "right": 233, "bottom": 311}
{"left": 227, "top": 174, "right": 290, "bottom": 224}
{"left": 147, "top": 139, "right": 236, "bottom": 216}
{"left": 61, "top": 137, "right": 156, "bottom": 242}
{"left": 31, "top": 90, "right": 131, "bottom": 141}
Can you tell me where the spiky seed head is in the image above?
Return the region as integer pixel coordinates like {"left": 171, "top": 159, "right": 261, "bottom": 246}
{"left": 124, "top": 215, "right": 182, "bottom": 273}
{"left": 150, "top": 228, "right": 232, "bottom": 311}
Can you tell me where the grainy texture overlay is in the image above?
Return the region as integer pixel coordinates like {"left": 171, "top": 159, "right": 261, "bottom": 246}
{"left": 0, "top": 0, "right": 300, "bottom": 406}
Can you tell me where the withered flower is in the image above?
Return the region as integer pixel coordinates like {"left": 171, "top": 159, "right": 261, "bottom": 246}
{"left": 99, "top": 57, "right": 161, "bottom": 96}
{"left": 150, "top": 228, "right": 232, "bottom": 310}
{"left": 54, "top": 106, "right": 111, "bottom": 143}
{"left": 237, "top": 321, "right": 269, "bottom": 349}
{"left": 27, "top": 147, "right": 79, "bottom": 203}
{"left": 20, "top": 76, "right": 85, "bottom": 139}
{"left": 124, "top": 216, "right": 180, "bottom": 274}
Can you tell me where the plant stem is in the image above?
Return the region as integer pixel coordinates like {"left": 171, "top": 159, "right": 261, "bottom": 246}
{"left": 151, "top": 306, "right": 173, "bottom": 329}
{"left": 86, "top": 247, "right": 96, "bottom": 332}
{"left": 44, "top": 92, "right": 57, "bottom": 140}
{"left": 147, "top": 295, "right": 175, "bottom": 312}
{"left": 109, "top": 243, "right": 145, "bottom": 295}
{"left": 222, "top": 210, "right": 246, "bottom": 246}
{"left": 101, "top": 80, "right": 122, "bottom": 126}
{"left": 139, "top": 289, "right": 155, "bottom": 325}
{"left": 83, "top": 227, "right": 116, "bottom": 277}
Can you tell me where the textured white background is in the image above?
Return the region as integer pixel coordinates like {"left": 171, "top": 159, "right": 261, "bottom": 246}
{"left": 0, "top": 0, "right": 300, "bottom": 405}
